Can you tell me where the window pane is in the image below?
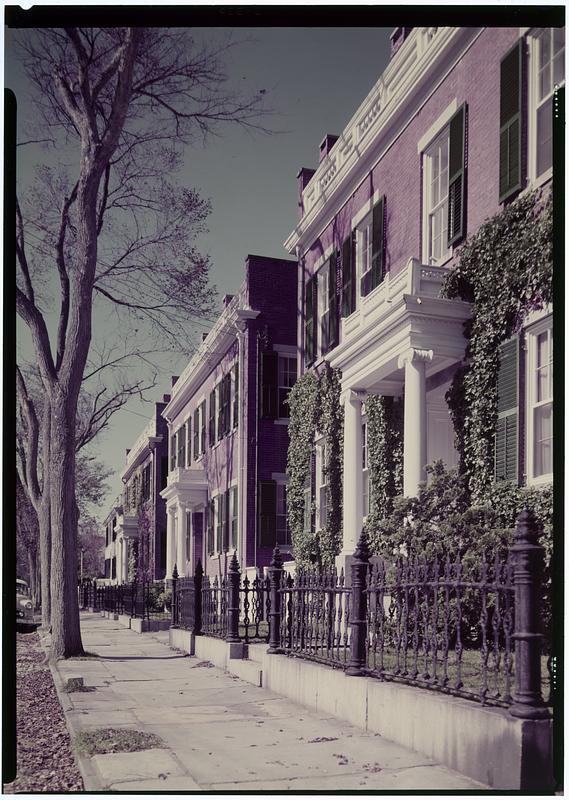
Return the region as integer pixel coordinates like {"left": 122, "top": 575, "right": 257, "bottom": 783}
{"left": 534, "top": 403, "right": 553, "bottom": 476}
{"left": 536, "top": 331, "right": 548, "bottom": 367}
{"left": 539, "top": 29, "right": 551, "bottom": 72}
{"left": 553, "top": 51, "right": 565, "bottom": 85}
{"left": 536, "top": 97, "right": 553, "bottom": 176}
{"left": 553, "top": 26, "right": 565, "bottom": 55}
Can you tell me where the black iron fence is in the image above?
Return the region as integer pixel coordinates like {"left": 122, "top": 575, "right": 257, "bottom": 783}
{"left": 79, "top": 579, "right": 170, "bottom": 620}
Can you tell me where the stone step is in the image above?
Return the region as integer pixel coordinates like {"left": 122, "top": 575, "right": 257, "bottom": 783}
{"left": 226, "top": 657, "right": 262, "bottom": 687}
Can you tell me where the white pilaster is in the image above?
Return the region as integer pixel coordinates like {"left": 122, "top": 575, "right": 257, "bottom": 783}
{"left": 122, "top": 538, "right": 129, "bottom": 584}
{"left": 177, "top": 504, "right": 188, "bottom": 576}
{"left": 340, "top": 389, "right": 366, "bottom": 554}
{"left": 166, "top": 507, "right": 176, "bottom": 579}
{"left": 398, "top": 348, "right": 433, "bottom": 496}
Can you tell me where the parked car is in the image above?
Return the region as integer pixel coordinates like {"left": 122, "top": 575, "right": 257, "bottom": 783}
{"left": 16, "top": 578, "right": 35, "bottom": 628}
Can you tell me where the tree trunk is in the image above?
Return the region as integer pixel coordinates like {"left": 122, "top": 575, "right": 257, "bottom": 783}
{"left": 38, "top": 491, "right": 51, "bottom": 627}
{"left": 49, "top": 392, "right": 84, "bottom": 658}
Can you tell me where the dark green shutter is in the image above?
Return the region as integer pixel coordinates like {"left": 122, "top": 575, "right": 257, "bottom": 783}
{"left": 305, "top": 276, "right": 317, "bottom": 367}
{"left": 341, "top": 234, "right": 355, "bottom": 316}
{"left": 327, "top": 252, "right": 339, "bottom": 350}
{"left": 447, "top": 106, "right": 466, "bottom": 247}
{"left": 186, "top": 417, "right": 191, "bottom": 467}
{"left": 499, "top": 40, "right": 523, "bottom": 202}
{"left": 193, "top": 408, "right": 200, "bottom": 459}
{"left": 177, "top": 422, "right": 186, "bottom": 468}
{"left": 170, "top": 433, "right": 177, "bottom": 471}
{"left": 209, "top": 389, "right": 216, "bottom": 446}
{"left": 261, "top": 351, "right": 279, "bottom": 419}
{"left": 233, "top": 362, "right": 239, "bottom": 427}
{"left": 258, "top": 480, "right": 277, "bottom": 547}
{"left": 207, "top": 500, "right": 214, "bottom": 554}
{"left": 200, "top": 401, "right": 206, "bottom": 453}
{"left": 369, "top": 196, "right": 385, "bottom": 293}
{"left": 231, "top": 487, "right": 238, "bottom": 550}
{"left": 225, "top": 374, "right": 232, "bottom": 433}
{"left": 223, "top": 490, "right": 230, "bottom": 551}
{"left": 494, "top": 338, "right": 519, "bottom": 483}
{"left": 215, "top": 495, "right": 222, "bottom": 552}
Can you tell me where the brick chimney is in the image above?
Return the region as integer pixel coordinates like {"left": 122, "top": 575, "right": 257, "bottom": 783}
{"left": 162, "top": 393, "right": 171, "bottom": 403}
{"left": 171, "top": 375, "right": 179, "bottom": 387}
{"left": 319, "top": 134, "right": 339, "bottom": 162}
{"left": 222, "top": 294, "right": 234, "bottom": 308}
{"left": 390, "top": 27, "right": 413, "bottom": 59}
{"left": 297, "top": 167, "right": 316, "bottom": 219}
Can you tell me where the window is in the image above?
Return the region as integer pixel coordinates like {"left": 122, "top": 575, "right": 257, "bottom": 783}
{"left": 278, "top": 355, "right": 297, "bottom": 418}
{"left": 219, "top": 373, "right": 231, "bottom": 437}
{"left": 318, "top": 441, "right": 328, "bottom": 528}
{"left": 141, "top": 463, "right": 152, "bottom": 501}
{"left": 160, "top": 456, "right": 168, "bottom": 491}
{"left": 318, "top": 261, "right": 330, "bottom": 356}
{"left": 185, "top": 510, "right": 191, "bottom": 559}
{"left": 193, "top": 402, "right": 206, "bottom": 460}
{"left": 528, "top": 323, "right": 553, "bottom": 481}
{"left": 357, "top": 212, "right": 373, "bottom": 296}
{"left": 209, "top": 388, "right": 217, "bottom": 446}
{"left": 200, "top": 400, "right": 206, "bottom": 454}
{"left": 424, "top": 129, "right": 450, "bottom": 264}
{"left": 532, "top": 28, "right": 565, "bottom": 180}
{"left": 276, "top": 484, "right": 291, "bottom": 546}
{"left": 207, "top": 499, "right": 214, "bottom": 554}
{"left": 304, "top": 275, "right": 317, "bottom": 367}
{"left": 362, "top": 422, "right": 370, "bottom": 518}
{"left": 423, "top": 106, "right": 465, "bottom": 260}
{"left": 499, "top": 41, "right": 522, "bottom": 201}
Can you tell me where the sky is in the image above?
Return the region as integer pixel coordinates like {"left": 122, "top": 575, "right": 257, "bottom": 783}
{"left": 7, "top": 21, "right": 393, "bottom": 517}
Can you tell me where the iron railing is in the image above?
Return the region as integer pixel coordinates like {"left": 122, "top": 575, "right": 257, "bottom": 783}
{"left": 201, "top": 574, "right": 229, "bottom": 639}
{"left": 279, "top": 569, "right": 351, "bottom": 669}
{"left": 80, "top": 579, "right": 171, "bottom": 620}
{"left": 364, "top": 551, "right": 515, "bottom": 707}
{"left": 240, "top": 573, "right": 270, "bottom": 643}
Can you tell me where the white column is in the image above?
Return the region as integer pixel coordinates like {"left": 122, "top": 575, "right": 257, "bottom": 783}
{"left": 166, "top": 507, "right": 176, "bottom": 579}
{"left": 340, "top": 389, "right": 365, "bottom": 554}
{"left": 398, "top": 348, "right": 433, "bottom": 496}
{"left": 122, "top": 537, "right": 129, "bottom": 584}
{"left": 177, "top": 504, "right": 188, "bottom": 576}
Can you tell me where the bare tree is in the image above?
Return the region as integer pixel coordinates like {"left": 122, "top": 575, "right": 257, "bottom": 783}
{"left": 15, "top": 26, "right": 268, "bottom": 657}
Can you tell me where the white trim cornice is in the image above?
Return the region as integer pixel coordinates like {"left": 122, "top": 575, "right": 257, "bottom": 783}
{"left": 285, "top": 27, "right": 483, "bottom": 255}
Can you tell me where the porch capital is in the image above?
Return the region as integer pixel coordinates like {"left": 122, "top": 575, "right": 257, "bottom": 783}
{"left": 340, "top": 387, "right": 367, "bottom": 406}
{"left": 397, "top": 347, "right": 434, "bottom": 369}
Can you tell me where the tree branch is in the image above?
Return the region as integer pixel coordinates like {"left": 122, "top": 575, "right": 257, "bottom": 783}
{"left": 16, "top": 288, "right": 57, "bottom": 386}
{"left": 55, "top": 182, "right": 78, "bottom": 371}
{"left": 16, "top": 366, "right": 42, "bottom": 507}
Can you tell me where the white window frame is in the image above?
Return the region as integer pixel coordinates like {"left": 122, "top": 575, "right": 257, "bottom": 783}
{"left": 229, "top": 482, "right": 238, "bottom": 553}
{"left": 231, "top": 361, "right": 239, "bottom": 430}
{"left": 317, "top": 260, "right": 330, "bottom": 358}
{"left": 194, "top": 397, "right": 206, "bottom": 459}
{"left": 277, "top": 353, "right": 297, "bottom": 420}
{"left": 525, "top": 316, "right": 553, "bottom": 486}
{"left": 356, "top": 210, "right": 373, "bottom": 295}
{"left": 275, "top": 481, "right": 292, "bottom": 548}
{"left": 422, "top": 126, "right": 452, "bottom": 266}
{"left": 528, "top": 27, "right": 565, "bottom": 186}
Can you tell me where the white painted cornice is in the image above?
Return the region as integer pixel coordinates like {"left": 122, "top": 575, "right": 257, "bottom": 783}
{"left": 121, "top": 435, "right": 162, "bottom": 483}
{"left": 160, "top": 467, "right": 208, "bottom": 507}
{"left": 285, "top": 27, "right": 483, "bottom": 255}
{"left": 163, "top": 285, "right": 259, "bottom": 422}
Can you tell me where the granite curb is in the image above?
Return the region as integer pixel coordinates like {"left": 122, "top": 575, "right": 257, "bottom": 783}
{"left": 37, "top": 629, "right": 103, "bottom": 792}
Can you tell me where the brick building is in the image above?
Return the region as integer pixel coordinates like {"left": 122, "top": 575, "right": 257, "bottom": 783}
{"left": 285, "top": 26, "right": 560, "bottom": 568}
{"left": 103, "top": 398, "right": 170, "bottom": 584}
{"left": 160, "top": 254, "right": 297, "bottom": 581}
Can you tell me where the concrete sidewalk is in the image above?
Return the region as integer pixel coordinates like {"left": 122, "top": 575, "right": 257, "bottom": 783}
{"left": 53, "top": 612, "right": 487, "bottom": 791}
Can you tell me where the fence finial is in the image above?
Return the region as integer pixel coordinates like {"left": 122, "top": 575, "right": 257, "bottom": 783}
{"left": 172, "top": 563, "right": 179, "bottom": 581}
{"left": 354, "top": 529, "right": 370, "bottom": 562}
{"left": 271, "top": 544, "right": 283, "bottom": 570}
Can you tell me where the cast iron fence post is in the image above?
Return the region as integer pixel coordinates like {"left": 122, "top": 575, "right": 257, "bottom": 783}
{"left": 267, "top": 546, "right": 283, "bottom": 654}
{"left": 194, "top": 559, "right": 203, "bottom": 636}
{"left": 227, "top": 553, "right": 241, "bottom": 643}
{"left": 347, "top": 530, "right": 370, "bottom": 676}
{"left": 509, "top": 510, "right": 550, "bottom": 719}
{"left": 171, "top": 564, "right": 178, "bottom": 627}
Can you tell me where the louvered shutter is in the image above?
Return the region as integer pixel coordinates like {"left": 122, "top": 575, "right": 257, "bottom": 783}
{"left": 305, "top": 276, "right": 317, "bottom": 367}
{"left": 370, "top": 195, "right": 386, "bottom": 292}
{"left": 170, "top": 433, "right": 177, "bottom": 471}
{"left": 193, "top": 408, "right": 199, "bottom": 460}
{"left": 260, "top": 351, "right": 279, "bottom": 419}
{"left": 447, "top": 106, "right": 466, "bottom": 246}
{"left": 327, "top": 252, "right": 339, "bottom": 350}
{"left": 258, "top": 480, "right": 277, "bottom": 546}
{"left": 233, "top": 362, "right": 239, "bottom": 428}
{"left": 177, "top": 422, "right": 186, "bottom": 468}
{"left": 209, "top": 389, "right": 216, "bottom": 445}
{"left": 185, "top": 418, "right": 191, "bottom": 468}
{"left": 224, "top": 374, "right": 232, "bottom": 434}
{"left": 499, "top": 40, "right": 523, "bottom": 202}
{"left": 222, "top": 490, "right": 230, "bottom": 552}
{"left": 207, "top": 500, "right": 214, "bottom": 554}
{"left": 200, "top": 401, "right": 206, "bottom": 453}
{"left": 231, "top": 487, "right": 238, "bottom": 550}
{"left": 494, "top": 338, "right": 519, "bottom": 483}
{"left": 341, "top": 233, "right": 355, "bottom": 317}
{"left": 310, "top": 449, "right": 316, "bottom": 532}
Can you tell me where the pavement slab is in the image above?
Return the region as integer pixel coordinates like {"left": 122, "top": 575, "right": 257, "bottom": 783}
{"left": 55, "top": 612, "right": 487, "bottom": 791}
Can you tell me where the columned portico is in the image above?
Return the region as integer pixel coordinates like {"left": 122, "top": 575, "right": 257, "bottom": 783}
{"left": 398, "top": 348, "right": 433, "bottom": 496}
{"left": 161, "top": 466, "right": 208, "bottom": 582}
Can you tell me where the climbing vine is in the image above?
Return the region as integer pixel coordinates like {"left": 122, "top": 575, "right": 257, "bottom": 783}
{"left": 286, "top": 364, "right": 344, "bottom": 569}
{"left": 441, "top": 189, "right": 553, "bottom": 500}
{"left": 366, "top": 394, "right": 404, "bottom": 520}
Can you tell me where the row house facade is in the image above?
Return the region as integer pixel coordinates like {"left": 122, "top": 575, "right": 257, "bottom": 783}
{"left": 103, "top": 398, "right": 170, "bottom": 584}
{"left": 285, "top": 25, "right": 560, "bottom": 567}
{"left": 161, "top": 254, "right": 297, "bottom": 581}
